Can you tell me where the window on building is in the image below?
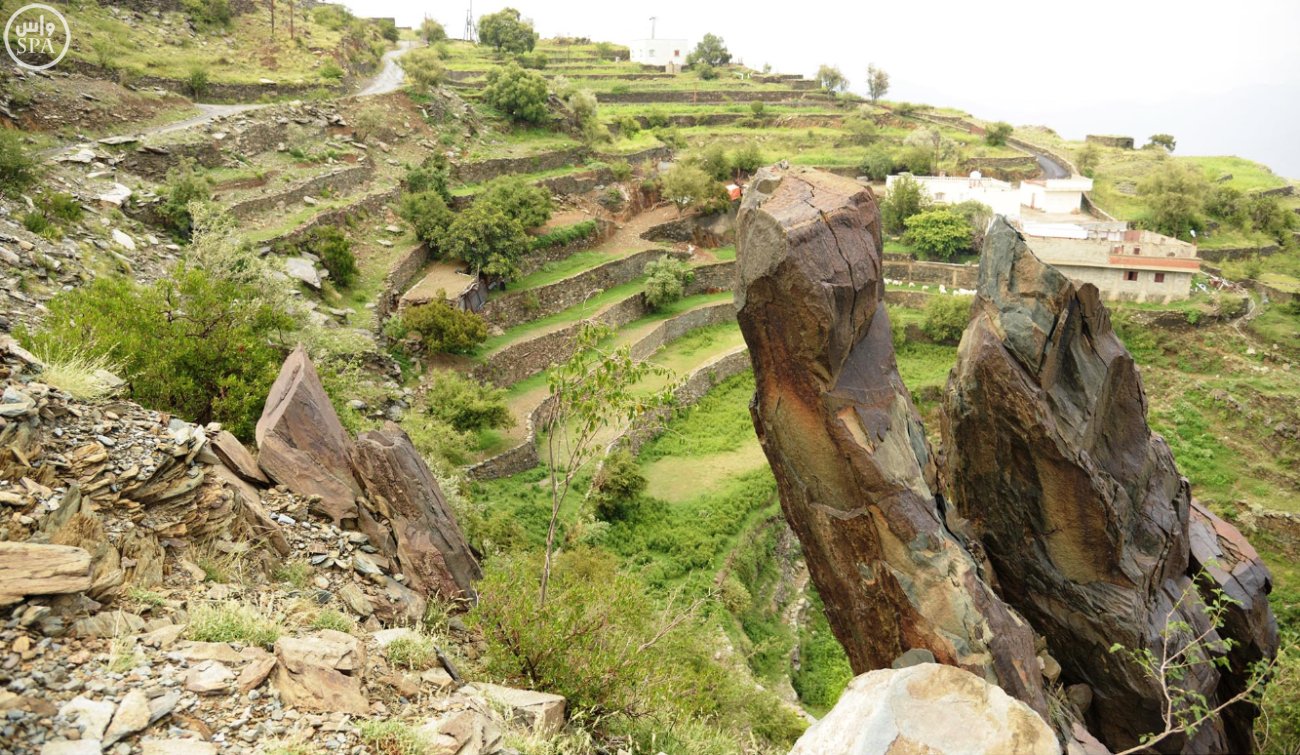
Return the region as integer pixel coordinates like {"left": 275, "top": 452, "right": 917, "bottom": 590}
{"left": 1124, "top": 271, "right": 1138, "bottom": 282}
{"left": 674, "top": 49, "right": 680, "bottom": 56}
{"left": 1133, "top": 247, "right": 1141, "bottom": 255}
{"left": 1111, "top": 244, "right": 1123, "bottom": 255}
{"left": 1154, "top": 273, "right": 1165, "bottom": 283}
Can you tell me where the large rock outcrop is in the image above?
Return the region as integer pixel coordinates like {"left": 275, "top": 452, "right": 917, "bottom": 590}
{"left": 788, "top": 663, "right": 1061, "bottom": 755}
{"left": 352, "top": 423, "right": 482, "bottom": 600}
{"left": 734, "top": 167, "right": 1048, "bottom": 713}
{"left": 255, "top": 347, "right": 481, "bottom": 602}
{"left": 255, "top": 345, "right": 362, "bottom": 524}
{"left": 941, "top": 219, "right": 1278, "bottom": 752}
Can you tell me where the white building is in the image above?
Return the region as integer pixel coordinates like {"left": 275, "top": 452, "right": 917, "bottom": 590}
{"left": 885, "top": 172, "right": 1022, "bottom": 220}
{"left": 1019, "top": 177, "right": 1094, "bottom": 215}
{"left": 629, "top": 38, "right": 688, "bottom": 68}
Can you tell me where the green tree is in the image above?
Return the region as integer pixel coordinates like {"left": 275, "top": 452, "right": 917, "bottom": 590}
{"left": 483, "top": 63, "right": 550, "bottom": 124}
{"left": 404, "top": 155, "right": 452, "bottom": 201}
{"left": 590, "top": 450, "right": 647, "bottom": 523}
{"left": 858, "top": 144, "right": 894, "bottom": 180}
{"left": 1076, "top": 143, "right": 1101, "bottom": 177}
{"left": 20, "top": 267, "right": 291, "bottom": 440}
{"left": 374, "top": 18, "right": 399, "bottom": 42}
{"left": 881, "top": 174, "right": 932, "bottom": 234}
{"left": 730, "top": 143, "right": 764, "bottom": 174}
{"left": 566, "top": 89, "right": 602, "bottom": 143}
{"left": 904, "top": 127, "right": 954, "bottom": 174}
{"left": 423, "top": 371, "right": 513, "bottom": 433}
{"left": 984, "top": 121, "right": 1013, "bottom": 146}
{"left": 398, "top": 191, "right": 454, "bottom": 249}
{"left": 441, "top": 201, "right": 531, "bottom": 281}
{"left": 694, "top": 62, "right": 718, "bottom": 80}
{"left": 301, "top": 226, "right": 357, "bottom": 289}
{"left": 538, "top": 324, "right": 675, "bottom": 605}
{"left": 686, "top": 33, "right": 731, "bottom": 68}
{"left": 158, "top": 159, "right": 212, "bottom": 240}
{"left": 0, "top": 130, "right": 37, "bottom": 197}
{"left": 816, "top": 64, "right": 848, "bottom": 96}
{"left": 1147, "top": 133, "right": 1177, "bottom": 152}
{"left": 477, "top": 7, "right": 537, "bottom": 54}
{"left": 1138, "top": 161, "right": 1208, "bottom": 239}
{"left": 1203, "top": 185, "right": 1249, "bottom": 229}
{"left": 420, "top": 18, "right": 446, "bottom": 42}
{"left": 844, "top": 112, "right": 880, "bottom": 146}
{"left": 476, "top": 176, "right": 553, "bottom": 229}
{"left": 867, "top": 64, "right": 889, "bottom": 102}
{"left": 643, "top": 256, "right": 695, "bottom": 310}
{"left": 401, "top": 47, "right": 446, "bottom": 89}
{"left": 662, "top": 163, "right": 728, "bottom": 215}
{"left": 920, "top": 295, "right": 974, "bottom": 344}
{"left": 695, "top": 143, "right": 732, "bottom": 181}
{"left": 396, "top": 299, "right": 488, "bottom": 354}
{"left": 904, "top": 209, "right": 974, "bottom": 260}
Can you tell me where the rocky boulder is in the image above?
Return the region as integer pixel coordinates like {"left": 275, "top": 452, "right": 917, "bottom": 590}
{"left": 941, "top": 219, "right": 1278, "bottom": 752}
{"left": 273, "top": 629, "right": 368, "bottom": 714}
{"left": 352, "top": 422, "right": 482, "bottom": 601}
{"left": 788, "top": 663, "right": 1060, "bottom": 755}
{"left": 255, "top": 345, "right": 362, "bottom": 524}
{"left": 734, "top": 166, "right": 1047, "bottom": 713}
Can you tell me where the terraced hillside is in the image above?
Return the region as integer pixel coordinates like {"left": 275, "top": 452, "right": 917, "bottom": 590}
{"left": 4, "top": 6, "right": 1300, "bottom": 753}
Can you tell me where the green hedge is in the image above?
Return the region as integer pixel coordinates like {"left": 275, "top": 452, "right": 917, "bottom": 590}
{"left": 531, "top": 220, "right": 599, "bottom": 251}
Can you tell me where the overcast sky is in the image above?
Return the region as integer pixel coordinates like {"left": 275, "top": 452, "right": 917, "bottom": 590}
{"left": 345, "top": 0, "right": 1300, "bottom": 179}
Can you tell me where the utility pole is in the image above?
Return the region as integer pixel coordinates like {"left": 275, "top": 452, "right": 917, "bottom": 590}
{"left": 649, "top": 16, "right": 656, "bottom": 39}
{"left": 464, "top": 1, "right": 475, "bottom": 42}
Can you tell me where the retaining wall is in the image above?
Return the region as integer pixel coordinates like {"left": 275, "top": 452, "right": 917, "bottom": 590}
{"left": 479, "top": 248, "right": 690, "bottom": 330}
{"left": 595, "top": 90, "right": 830, "bottom": 104}
{"left": 609, "top": 348, "right": 751, "bottom": 457}
{"left": 464, "top": 394, "right": 559, "bottom": 481}
{"left": 518, "top": 219, "right": 615, "bottom": 278}
{"left": 882, "top": 259, "right": 978, "bottom": 289}
{"left": 1198, "top": 245, "right": 1282, "bottom": 262}
{"left": 454, "top": 148, "right": 590, "bottom": 185}
{"left": 374, "top": 243, "right": 432, "bottom": 329}
{"left": 227, "top": 163, "right": 372, "bottom": 220}
{"left": 268, "top": 186, "right": 401, "bottom": 248}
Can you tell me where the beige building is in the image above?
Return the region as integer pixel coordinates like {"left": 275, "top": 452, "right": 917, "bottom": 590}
{"left": 1021, "top": 226, "right": 1200, "bottom": 303}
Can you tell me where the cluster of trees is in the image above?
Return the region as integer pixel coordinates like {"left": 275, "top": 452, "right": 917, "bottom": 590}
{"left": 477, "top": 7, "right": 538, "bottom": 54}
{"left": 1138, "top": 160, "right": 1297, "bottom": 242}
{"left": 657, "top": 142, "right": 764, "bottom": 216}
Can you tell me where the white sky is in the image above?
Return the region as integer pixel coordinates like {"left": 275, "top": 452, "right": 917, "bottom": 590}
{"left": 345, "top": 0, "right": 1300, "bottom": 178}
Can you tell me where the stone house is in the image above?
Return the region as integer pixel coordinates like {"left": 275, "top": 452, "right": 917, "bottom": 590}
{"left": 1021, "top": 226, "right": 1200, "bottom": 302}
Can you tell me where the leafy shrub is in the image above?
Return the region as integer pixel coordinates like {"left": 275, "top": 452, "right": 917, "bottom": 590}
{"left": 385, "top": 635, "right": 437, "bottom": 670}
{"left": 401, "top": 47, "right": 446, "bottom": 89}
{"left": 39, "top": 192, "right": 82, "bottom": 222}
{"left": 374, "top": 18, "right": 399, "bottom": 42}
{"left": 404, "top": 156, "right": 452, "bottom": 201}
{"left": 310, "top": 609, "right": 354, "bottom": 633}
{"left": 598, "top": 187, "right": 625, "bottom": 212}
{"left": 881, "top": 173, "right": 932, "bottom": 234}
{"left": 686, "top": 33, "right": 731, "bottom": 67}
{"left": 1137, "top": 161, "right": 1208, "bottom": 240}
{"left": 903, "top": 208, "right": 974, "bottom": 260}
{"left": 566, "top": 89, "right": 601, "bottom": 143}
{"left": 858, "top": 143, "right": 894, "bottom": 180}
{"left": 613, "top": 114, "right": 641, "bottom": 137}
{"left": 421, "top": 19, "right": 447, "bottom": 43}
{"left": 302, "top": 226, "right": 357, "bottom": 289}
{"left": 516, "top": 51, "right": 548, "bottom": 69}
{"left": 183, "top": 0, "right": 232, "bottom": 30}
{"left": 185, "top": 66, "right": 210, "bottom": 98}
{"left": 359, "top": 720, "right": 429, "bottom": 755}
{"left": 22, "top": 211, "right": 52, "bottom": 237}
{"left": 397, "top": 300, "right": 488, "bottom": 354}
{"left": 158, "top": 160, "right": 211, "bottom": 239}
{"left": 476, "top": 176, "right": 553, "bottom": 229}
{"left": 19, "top": 268, "right": 292, "bottom": 440}
{"left": 609, "top": 160, "right": 633, "bottom": 182}
{"left": 313, "top": 4, "right": 353, "bottom": 29}
{"left": 484, "top": 63, "right": 549, "bottom": 124}
{"left": 591, "top": 450, "right": 646, "bottom": 522}
{"left": 0, "top": 129, "right": 37, "bottom": 196}
{"left": 730, "top": 143, "right": 764, "bottom": 174}
{"left": 920, "top": 295, "right": 973, "bottom": 345}
{"left": 319, "top": 62, "right": 344, "bottom": 81}
{"left": 984, "top": 121, "right": 1013, "bottom": 146}
{"left": 643, "top": 256, "right": 695, "bottom": 310}
{"left": 695, "top": 62, "right": 718, "bottom": 80}
{"left": 531, "top": 220, "right": 598, "bottom": 250}
{"left": 398, "top": 190, "right": 454, "bottom": 249}
{"left": 423, "top": 371, "right": 513, "bottom": 433}
{"left": 696, "top": 143, "right": 731, "bottom": 181}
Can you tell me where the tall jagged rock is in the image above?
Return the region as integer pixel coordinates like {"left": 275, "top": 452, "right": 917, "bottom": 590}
{"left": 256, "top": 344, "right": 362, "bottom": 524}
{"left": 352, "top": 422, "right": 482, "bottom": 601}
{"left": 941, "top": 219, "right": 1278, "bottom": 752}
{"left": 734, "top": 167, "right": 1048, "bottom": 713}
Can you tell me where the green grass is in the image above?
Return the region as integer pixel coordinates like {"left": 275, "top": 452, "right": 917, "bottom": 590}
{"left": 385, "top": 634, "right": 438, "bottom": 670}
{"left": 186, "top": 602, "right": 283, "bottom": 647}
{"left": 358, "top": 720, "right": 429, "bottom": 755}
{"left": 310, "top": 609, "right": 355, "bottom": 634}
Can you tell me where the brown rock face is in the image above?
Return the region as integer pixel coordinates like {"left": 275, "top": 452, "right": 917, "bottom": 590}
{"left": 255, "top": 345, "right": 361, "bottom": 524}
{"left": 941, "top": 219, "right": 1278, "bottom": 752}
{"left": 734, "top": 167, "right": 1047, "bottom": 713}
{"left": 352, "top": 422, "right": 482, "bottom": 601}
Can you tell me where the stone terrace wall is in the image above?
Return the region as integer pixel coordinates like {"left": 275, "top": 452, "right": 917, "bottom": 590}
{"left": 270, "top": 187, "right": 401, "bottom": 248}
{"left": 518, "top": 220, "right": 615, "bottom": 278}
{"left": 464, "top": 394, "right": 560, "bottom": 481}
{"left": 118, "top": 120, "right": 294, "bottom": 180}
{"left": 882, "top": 259, "right": 979, "bottom": 289}
{"left": 596, "top": 146, "right": 674, "bottom": 167}
{"left": 1086, "top": 135, "right": 1135, "bottom": 149}
{"left": 374, "top": 243, "right": 432, "bottom": 329}
{"left": 595, "top": 90, "right": 830, "bottom": 104}
{"left": 627, "top": 302, "right": 736, "bottom": 360}
{"left": 610, "top": 348, "right": 751, "bottom": 456}
{"left": 454, "top": 148, "right": 590, "bottom": 185}
{"left": 1199, "top": 244, "right": 1282, "bottom": 262}
{"left": 480, "top": 249, "right": 690, "bottom": 330}
{"left": 228, "top": 164, "right": 373, "bottom": 220}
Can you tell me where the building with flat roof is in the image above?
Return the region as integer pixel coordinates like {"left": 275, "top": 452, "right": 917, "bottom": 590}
{"left": 885, "top": 172, "right": 1022, "bottom": 219}
{"left": 1022, "top": 226, "right": 1199, "bottom": 303}
{"left": 1019, "top": 177, "right": 1094, "bottom": 215}
{"left": 629, "top": 38, "right": 688, "bottom": 68}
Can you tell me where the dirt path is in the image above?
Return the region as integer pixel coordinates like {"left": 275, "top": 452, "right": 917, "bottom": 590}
{"left": 355, "top": 40, "right": 419, "bottom": 97}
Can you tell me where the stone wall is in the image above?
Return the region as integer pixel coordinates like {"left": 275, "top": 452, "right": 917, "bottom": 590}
{"left": 959, "top": 156, "right": 1039, "bottom": 181}
{"left": 596, "top": 146, "right": 674, "bottom": 167}
{"left": 1086, "top": 135, "right": 1135, "bottom": 149}
{"left": 1260, "top": 185, "right": 1295, "bottom": 198}
{"left": 61, "top": 59, "right": 344, "bottom": 105}
{"left": 642, "top": 212, "right": 735, "bottom": 247}
{"left": 464, "top": 394, "right": 559, "bottom": 481}
{"left": 479, "top": 248, "right": 690, "bottom": 330}
{"left": 627, "top": 302, "right": 736, "bottom": 360}
{"left": 882, "top": 259, "right": 979, "bottom": 289}
{"left": 374, "top": 243, "right": 432, "bottom": 330}
{"left": 118, "top": 119, "right": 298, "bottom": 180}
{"left": 1198, "top": 244, "right": 1282, "bottom": 262}
{"left": 454, "top": 148, "right": 590, "bottom": 185}
{"left": 270, "top": 187, "right": 401, "bottom": 248}
{"left": 595, "top": 90, "right": 830, "bottom": 104}
{"left": 609, "top": 348, "right": 751, "bottom": 456}
{"left": 518, "top": 220, "right": 615, "bottom": 278}
{"left": 228, "top": 163, "right": 373, "bottom": 220}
